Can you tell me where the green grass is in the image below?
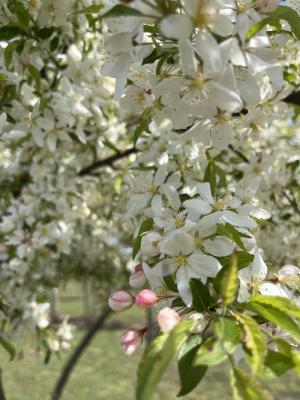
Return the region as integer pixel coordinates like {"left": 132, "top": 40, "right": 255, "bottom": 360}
{"left": 0, "top": 284, "right": 300, "bottom": 400}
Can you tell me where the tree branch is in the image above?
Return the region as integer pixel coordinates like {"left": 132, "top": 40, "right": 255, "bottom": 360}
{"left": 51, "top": 308, "right": 112, "bottom": 400}
{"left": 0, "top": 369, "right": 7, "bottom": 400}
{"left": 78, "top": 147, "right": 137, "bottom": 176}
{"left": 284, "top": 91, "right": 300, "bottom": 106}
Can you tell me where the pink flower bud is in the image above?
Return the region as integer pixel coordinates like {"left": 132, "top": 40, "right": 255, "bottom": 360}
{"left": 157, "top": 307, "right": 180, "bottom": 333}
{"left": 120, "top": 329, "right": 144, "bottom": 355}
{"left": 256, "top": 0, "right": 278, "bottom": 12}
{"left": 108, "top": 290, "right": 134, "bottom": 312}
{"left": 129, "top": 264, "right": 147, "bottom": 288}
{"left": 135, "top": 289, "right": 159, "bottom": 309}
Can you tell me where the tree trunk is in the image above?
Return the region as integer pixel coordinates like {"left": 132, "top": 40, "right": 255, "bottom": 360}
{"left": 51, "top": 308, "right": 111, "bottom": 400}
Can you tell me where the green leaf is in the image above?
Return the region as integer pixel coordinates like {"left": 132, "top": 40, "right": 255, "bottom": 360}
{"left": 216, "top": 223, "right": 250, "bottom": 251}
{"left": 136, "top": 319, "right": 194, "bottom": 400}
{"left": 291, "top": 349, "right": 300, "bottom": 378}
{"left": 236, "top": 313, "right": 266, "bottom": 373}
{"left": 171, "top": 298, "right": 185, "bottom": 308}
{"left": 50, "top": 36, "right": 59, "bottom": 52}
{"left": 15, "top": 3, "right": 31, "bottom": 33}
{"left": 0, "top": 333, "right": 15, "bottom": 360}
{"left": 133, "top": 108, "right": 152, "bottom": 145}
{"left": 177, "top": 335, "right": 206, "bottom": 396}
{"left": 214, "top": 317, "right": 242, "bottom": 354}
{"left": 194, "top": 318, "right": 241, "bottom": 366}
{"left": 0, "top": 26, "right": 24, "bottom": 41}
{"left": 4, "top": 40, "right": 19, "bottom": 69}
{"left": 245, "top": 302, "right": 300, "bottom": 343}
{"left": 249, "top": 295, "right": 300, "bottom": 320}
{"left": 194, "top": 337, "right": 227, "bottom": 366}
{"left": 163, "top": 275, "right": 178, "bottom": 293}
{"left": 75, "top": 4, "right": 104, "bottom": 14}
{"left": 36, "top": 27, "right": 56, "bottom": 40}
{"left": 259, "top": 349, "right": 294, "bottom": 380}
{"left": 27, "top": 65, "right": 41, "bottom": 92}
{"left": 230, "top": 368, "right": 273, "bottom": 400}
{"left": 268, "top": 6, "right": 300, "bottom": 40}
{"left": 189, "top": 278, "right": 214, "bottom": 312}
{"left": 103, "top": 4, "right": 144, "bottom": 18}
{"left": 247, "top": 17, "right": 281, "bottom": 39}
{"left": 132, "top": 218, "right": 153, "bottom": 259}
{"left": 220, "top": 253, "right": 239, "bottom": 305}
{"left": 204, "top": 160, "right": 217, "bottom": 195}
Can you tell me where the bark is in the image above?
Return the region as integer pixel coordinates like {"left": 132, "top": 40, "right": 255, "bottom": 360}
{"left": 51, "top": 308, "right": 111, "bottom": 400}
{"left": 0, "top": 369, "right": 7, "bottom": 400}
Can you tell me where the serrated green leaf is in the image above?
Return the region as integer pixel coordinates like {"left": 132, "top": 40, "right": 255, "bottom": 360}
{"left": 132, "top": 218, "right": 153, "bottom": 259}
{"left": 136, "top": 319, "right": 194, "bottom": 400}
{"left": 236, "top": 313, "right": 266, "bottom": 373}
{"left": 194, "top": 337, "right": 227, "bottom": 366}
{"left": 220, "top": 253, "right": 239, "bottom": 305}
{"left": 250, "top": 295, "right": 300, "bottom": 320}
{"left": 245, "top": 302, "right": 300, "bottom": 343}
{"left": 0, "top": 333, "right": 15, "bottom": 360}
{"left": 103, "top": 4, "right": 144, "bottom": 18}
{"left": 177, "top": 335, "right": 206, "bottom": 396}
{"left": 267, "top": 6, "right": 300, "bottom": 40}
{"left": 189, "top": 278, "right": 213, "bottom": 312}
{"left": 215, "top": 317, "right": 242, "bottom": 354}
{"left": 230, "top": 368, "right": 273, "bottom": 400}
{"left": 259, "top": 349, "right": 294, "bottom": 380}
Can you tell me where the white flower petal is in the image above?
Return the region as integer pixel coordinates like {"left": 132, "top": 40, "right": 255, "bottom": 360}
{"left": 251, "top": 250, "right": 268, "bottom": 280}
{"left": 188, "top": 252, "right": 221, "bottom": 277}
{"left": 203, "top": 238, "right": 235, "bottom": 257}
{"left": 196, "top": 182, "right": 213, "bottom": 204}
{"left": 176, "top": 267, "right": 193, "bottom": 306}
{"left": 183, "top": 199, "right": 212, "bottom": 216}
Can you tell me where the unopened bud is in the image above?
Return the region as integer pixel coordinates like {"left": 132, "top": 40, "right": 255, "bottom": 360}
{"left": 108, "top": 290, "right": 134, "bottom": 312}
{"left": 129, "top": 264, "right": 147, "bottom": 288}
{"left": 120, "top": 329, "right": 144, "bottom": 355}
{"left": 135, "top": 289, "right": 159, "bottom": 309}
{"left": 157, "top": 307, "right": 180, "bottom": 333}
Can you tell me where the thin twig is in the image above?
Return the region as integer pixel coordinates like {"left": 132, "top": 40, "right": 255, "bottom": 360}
{"left": 78, "top": 147, "right": 137, "bottom": 176}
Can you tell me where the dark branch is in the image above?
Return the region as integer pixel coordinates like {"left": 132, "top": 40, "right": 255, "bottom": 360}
{"left": 0, "top": 369, "right": 7, "bottom": 400}
{"left": 284, "top": 91, "right": 300, "bottom": 106}
{"left": 51, "top": 308, "right": 111, "bottom": 400}
{"left": 78, "top": 147, "right": 137, "bottom": 176}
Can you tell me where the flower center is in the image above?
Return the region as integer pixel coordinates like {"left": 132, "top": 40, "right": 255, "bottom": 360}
{"left": 176, "top": 255, "right": 187, "bottom": 267}
{"left": 190, "top": 73, "right": 205, "bottom": 90}
{"left": 213, "top": 199, "right": 225, "bottom": 211}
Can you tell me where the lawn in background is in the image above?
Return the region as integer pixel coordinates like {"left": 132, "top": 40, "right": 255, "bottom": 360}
{"left": 1, "top": 283, "right": 300, "bottom": 400}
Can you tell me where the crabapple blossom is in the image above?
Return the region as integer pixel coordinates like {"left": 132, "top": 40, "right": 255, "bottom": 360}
{"left": 157, "top": 307, "right": 180, "bottom": 333}
{"left": 129, "top": 264, "right": 147, "bottom": 288}
{"left": 109, "top": 291, "right": 135, "bottom": 312}
{"left": 120, "top": 329, "right": 145, "bottom": 356}
{"left": 135, "top": 289, "right": 159, "bottom": 310}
